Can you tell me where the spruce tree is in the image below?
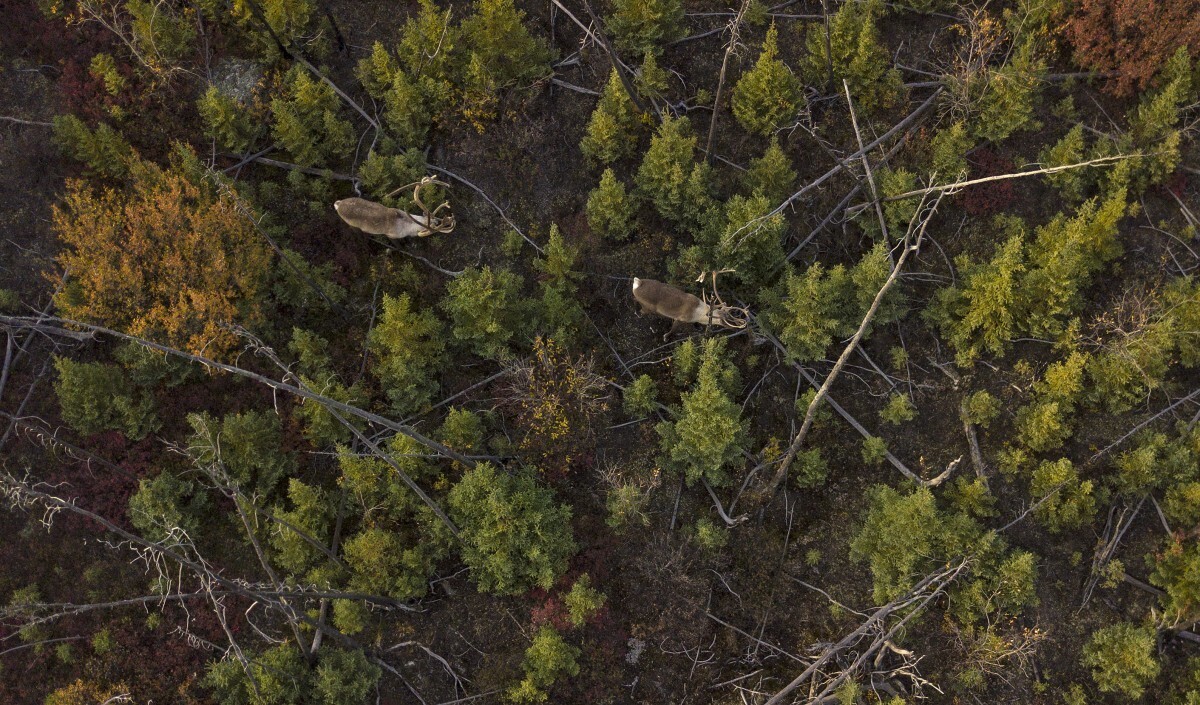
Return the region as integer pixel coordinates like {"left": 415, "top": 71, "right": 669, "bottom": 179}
{"left": 731, "top": 23, "right": 803, "bottom": 135}
{"left": 586, "top": 168, "right": 636, "bottom": 240}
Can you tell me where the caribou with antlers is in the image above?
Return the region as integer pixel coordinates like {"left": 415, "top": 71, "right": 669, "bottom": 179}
{"left": 334, "top": 176, "right": 455, "bottom": 239}
{"left": 632, "top": 270, "right": 749, "bottom": 340}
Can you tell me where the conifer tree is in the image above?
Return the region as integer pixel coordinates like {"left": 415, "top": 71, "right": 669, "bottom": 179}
{"left": 535, "top": 225, "right": 584, "bottom": 343}
{"left": 198, "top": 86, "right": 259, "bottom": 153}
{"left": 928, "top": 220, "right": 1027, "bottom": 365}
{"left": 586, "top": 168, "right": 636, "bottom": 240}
{"left": 801, "top": 0, "right": 903, "bottom": 113}
{"left": 441, "top": 266, "right": 527, "bottom": 359}
{"left": 731, "top": 24, "right": 803, "bottom": 136}
{"left": 53, "top": 357, "right": 157, "bottom": 439}
{"left": 657, "top": 338, "right": 747, "bottom": 487}
{"left": 508, "top": 626, "right": 581, "bottom": 703}
{"left": 448, "top": 464, "right": 576, "bottom": 594}
{"left": 369, "top": 293, "right": 446, "bottom": 415}
{"left": 1081, "top": 624, "right": 1160, "bottom": 699}
{"left": 606, "top": 0, "right": 685, "bottom": 57}
{"left": 636, "top": 115, "right": 715, "bottom": 228}
{"left": 743, "top": 137, "right": 796, "bottom": 203}
{"left": 461, "top": 0, "right": 553, "bottom": 94}
{"left": 581, "top": 70, "right": 642, "bottom": 164}
{"left": 271, "top": 66, "right": 354, "bottom": 167}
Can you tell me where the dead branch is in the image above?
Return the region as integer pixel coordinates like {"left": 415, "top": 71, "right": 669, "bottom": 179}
{"left": 0, "top": 316, "right": 479, "bottom": 469}
{"left": 704, "top": 0, "right": 753, "bottom": 160}
{"left": 765, "top": 559, "right": 970, "bottom": 705}
{"left": 763, "top": 187, "right": 946, "bottom": 498}
{"left": 728, "top": 87, "right": 943, "bottom": 247}
{"left": 846, "top": 154, "right": 1147, "bottom": 216}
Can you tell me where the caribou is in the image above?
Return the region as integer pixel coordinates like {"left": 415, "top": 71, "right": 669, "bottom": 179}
{"left": 334, "top": 176, "right": 455, "bottom": 239}
{"left": 632, "top": 270, "right": 750, "bottom": 340}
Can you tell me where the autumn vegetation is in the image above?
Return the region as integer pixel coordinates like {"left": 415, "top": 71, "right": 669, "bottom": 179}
{"left": 0, "top": 0, "right": 1199, "bottom": 702}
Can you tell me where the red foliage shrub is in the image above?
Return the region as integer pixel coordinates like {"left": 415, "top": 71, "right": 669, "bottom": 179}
{"left": 43, "top": 431, "right": 162, "bottom": 533}
{"left": 1066, "top": 0, "right": 1200, "bottom": 96}
{"left": 962, "top": 148, "right": 1017, "bottom": 216}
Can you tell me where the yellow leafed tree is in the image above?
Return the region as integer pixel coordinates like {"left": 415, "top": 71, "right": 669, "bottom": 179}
{"left": 53, "top": 157, "right": 271, "bottom": 359}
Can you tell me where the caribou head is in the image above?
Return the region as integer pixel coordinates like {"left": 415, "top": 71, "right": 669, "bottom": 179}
{"left": 631, "top": 269, "right": 750, "bottom": 340}
{"left": 334, "top": 176, "right": 455, "bottom": 240}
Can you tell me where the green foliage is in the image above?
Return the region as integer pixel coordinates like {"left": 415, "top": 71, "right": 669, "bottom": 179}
{"left": 587, "top": 168, "right": 636, "bottom": 240}
{"left": 1081, "top": 623, "right": 1160, "bottom": 699}
{"left": 288, "top": 329, "right": 367, "bottom": 447}
{"left": 1029, "top": 458, "right": 1096, "bottom": 532}
{"left": 1039, "top": 124, "right": 1087, "bottom": 202}
{"left": 874, "top": 167, "right": 920, "bottom": 236}
{"left": 268, "top": 478, "right": 331, "bottom": 577}
{"left": 929, "top": 121, "right": 973, "bottom": 181}
{"left": 272, "top": 249, "right": 347, "bottom": 313}
{"left": 1013, "top": 352, "right": 1087, "bottom": 454}
{"left": 53, "top": 356, "right": 157, "bottom": 439}
{"left": 343, "top": 526, "right": 439, "bottom": 599}
{"left": 768, "top": 243, "right": 899, "bottom": 362}
{"left": 127, "top": 0, "right": 195, "bottom": 69}
{"left": 581, "top": 70, "right": 642, "bottom": 164}
{"left": 801, "top": 0, "right": 904, "bottom": 113}
{"left": 228, "top": 0, "right": 318, "bottom": 57}
{"left": 636, "top": 116, "right": 715, "bottom": 228}
{"left": 767, "top": 261, "right": 851, "bottom": 361}
{"left": 198, "top": 85, "right": 258, "bottom": 153}
{"left": 1118, "top": 48, "right": 1196, "bottom": 193}
{"left": 564, "top": 574, "right": 606, "bottom": 626}
{"left": 206, "top": 644, "right": 380, "bottom": 705}
{"left": 51, "top": 115, "right": 134, "bottom": 179}
{"left": 606, "top": 0, "right": 684, "bottom": 57}
{"left": 928, "top": 220, "right": 1026, "bottom": 365}
{"left": 534, "top": 226, "right": 584, "bottom": 343}
{"left": 357, "top": 148, "right": 427, "bottom": 206}
{"left": 448, "top": 464, "right": 576, "bottom": 594}
{"left": 368, "top": 293, "right": 445, "bottom": 415}
{"left": 945, "top": 475, "right": 997, "bottom": 518}
{"left": 441, "top": 266, "right": 527, "bottom": 359}
{"left": 880, "top": 393, "right": 916, "bottom": 425}
{"left": 205, "top": 642, "right": 309, "bottom": 705}
{"left": 270, "top": 67, "right": 354, "bottom": 167}
{"left": 743, "top": 137, "right": 796, "bottom": 203}
{"left": 1020, "top": 189, "right": 1127, "bottom": 336}
{"left": 439, "top": 407, "right": 486, "bottom": 457}
{"left": 731, "top": 24, "right": 803, "bottom": 135}
{"left": 313, "top": 649, "right": 381, "bottom": 705}
{"left": 700, "top": 192, "right": 785, "bottom": 288}
{"left": 623, "top": 374, "right": 659, "bottom": 416}
{"left": 672, "top": 338, "right": 700, "bottom": 386}
{"left": 861, "top": 436, "right": 888, "bottom": 466}
{"left": 188, "top": 410, "right": 296, "bottom": 497}
{"left": 657, "top": 338, "right": 747, "bottom": 487}
{"left": 791, "top": 447, "right": 828, "bottom": 489}
{"left": 128, "top": 470, "right": 207, "bottom": 542}
{"left": 460, "top": 0, "right": 553, "bottom": 94}
{"left": 693, "top": 515, "right": 728, "bottom": 553}
{"left": 508, "top": 626, "right": 581, "bottom": 703}
{"left": 89, "top": 53, "right": 125, "bottom": 96}
{"left": 636, "top": 51, "right": 670, "bottom": 99}
{"left": 851, "top": 486, "right": 942, "bottom": 602}
{"left": 970, "top": 38, "right": 1045, "bottom": 142}
{"left": 963, "top": 390, "right": 1001, "bottom": 427}
{"left": 1152, "top": 538, "right": 1200, "bottom": 626}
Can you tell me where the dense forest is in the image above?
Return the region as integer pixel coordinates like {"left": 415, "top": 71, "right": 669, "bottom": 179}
{"left": 0, "top": 0, "right": 1199, "bottom": 701}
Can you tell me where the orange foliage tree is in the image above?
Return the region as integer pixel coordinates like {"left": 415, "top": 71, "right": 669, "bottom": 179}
{"left": 1066, "top": 0, "right": 1200, "bottom": 96}
{"left": 53, "top": 155, "right": 271, "bottom": 359}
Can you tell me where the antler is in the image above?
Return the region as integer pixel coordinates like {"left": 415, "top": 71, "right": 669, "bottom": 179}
{"left": 697, "top": 269, "right": 750, "bottom": 329}
{"left": 387, "top": 176, "right": 455, "bottom": 236}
